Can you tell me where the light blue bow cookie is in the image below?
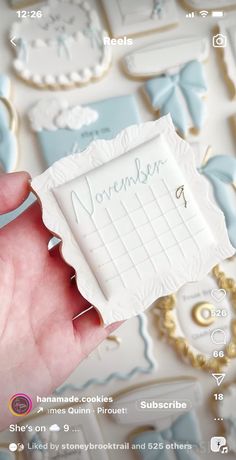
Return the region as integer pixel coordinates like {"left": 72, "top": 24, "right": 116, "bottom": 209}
{"left": 200, "top": 155, "right": 236, "bottom": 249}
{"left": 132, "top": 411, "right": 201, "bottom": 460}
{"left": 144, "top": 60, "right": 207, "bottom": 137}
{"left": 0, "top": 75, "right": 18, "bottom": 173}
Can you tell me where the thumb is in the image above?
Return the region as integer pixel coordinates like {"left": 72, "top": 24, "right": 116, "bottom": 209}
{"left": 0, "top": 171, "right": 31, "bottom": 215}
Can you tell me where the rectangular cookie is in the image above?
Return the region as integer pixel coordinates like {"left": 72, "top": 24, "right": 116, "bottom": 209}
{"left": 31, "top": 115, "right": 234, "bottom": 325}
{"left": 28, "top": 95, "right": 141, "bottom": 166}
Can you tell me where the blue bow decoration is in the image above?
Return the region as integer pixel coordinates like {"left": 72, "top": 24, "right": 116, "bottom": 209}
{"left": 200, "top": 155, "right": 236, "bottom": 249}
{"left": 152, "top": 0, "right": 164, "bottom": 18}
{"left": 84, "top": 26, "right": 103, "bottom": 51}
{"left": 132, "top": 412, "right": 201, "bottom": 460}
{"left": 57, "top": 34, "right": 71, "bottom": 60}
{"left": 145, "top": 60, "right": 207, "bottom": 137}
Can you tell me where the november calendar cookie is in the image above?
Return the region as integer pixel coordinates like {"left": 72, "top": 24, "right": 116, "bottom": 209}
{"left": 10, "top": 0, "right": 111, "bottom": 89}
{"left": 31, "top": 115, "right": 234, "bottom": 324}
{"left": 28, "top": 94, "right": 141, "bottom": 166}
{"left": 101, "top": 0, "right": 178, "bottom": 38}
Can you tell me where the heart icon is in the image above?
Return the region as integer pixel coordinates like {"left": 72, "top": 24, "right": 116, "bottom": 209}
{"left": 211, "top": 289, "right": 226, "bottom": 303}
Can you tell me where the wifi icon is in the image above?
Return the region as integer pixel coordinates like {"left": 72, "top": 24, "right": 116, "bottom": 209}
{"left": 199, "top": 10, "right": 209, "bottom": 17}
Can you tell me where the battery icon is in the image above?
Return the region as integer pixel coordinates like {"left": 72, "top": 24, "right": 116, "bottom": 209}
{"left": 212, "top": 11, "right": 224, "bottom": 17}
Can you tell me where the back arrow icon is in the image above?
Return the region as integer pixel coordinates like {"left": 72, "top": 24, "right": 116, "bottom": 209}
{"left": 10, "top": 37, "right": 17, "bottom": 46}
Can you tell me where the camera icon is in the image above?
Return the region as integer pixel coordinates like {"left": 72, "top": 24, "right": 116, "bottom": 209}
{"left": 212, "top": 33, "right": 227, "bottom": 48}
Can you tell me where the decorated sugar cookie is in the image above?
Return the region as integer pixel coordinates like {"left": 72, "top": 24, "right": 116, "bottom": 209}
{"left": 182, "top": 0, "right": 236, "bottom": 11}
{"left": 8, "top": 0, "right": 40, "bottom": 7}
{"left": 123, "top": 36, "right": 209, "bottom": 78}
{"left": 20, "top": 402, "right": 109, "bottom": 460}
{"left": 200, "top": 154, "right": 236, "bottom": 248}
{"left": 28, "top": 95, "right": 141, "bottom": 166}
{"left": 216, "top": 380, "right": 236, "bottom": 453}
{"left": 101, "top": 0, "right": 178, "bottom": 38}
{"left": 154, "top": 264, "right": 236, "bottom": 372}
{"left": 110, "top": 377, "right": 202, "bottom": 427}
{"left": 109, "top": 378, "right": 202, "bottom": 459}
{"left": 144, "top": 60, "right": 208, "bottom": 137}
{"left": 10, "top": 0, "right": 111, "bottom": 89}
{"left": 131, "top": 411, "right": 202, "bottom": 459}
{"left": 0, "top": 75, "right": 18, "bottom": 173}
{"left": 215, "top": 17, "right": 236, "bottom": 98}
{"left": 55, "top": 314, "right": 155, "bottom": 393}
{"left": 124, "top": 36, "right": 209, "bottom": 138}
{"left": 31, "top": 115, "right": 234, "bottom": 325}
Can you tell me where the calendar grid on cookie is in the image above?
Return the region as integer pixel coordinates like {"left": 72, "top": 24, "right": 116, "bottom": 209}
{"left": 82, "top": 179, "right": 207, "bottom": 295}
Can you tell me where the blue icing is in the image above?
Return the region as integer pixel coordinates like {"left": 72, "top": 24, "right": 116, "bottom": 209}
{"left": 144, "top": 60, "right": 207, "bottom": 136}
{"left": 0, "top": 75, "right": 10, "bottom": 98}
{"left": 132, "top": 411, "right": 201, "bottom": 460}
{"left": 0, "top": 452, "right": 12, "bottom": 460}
{"left": 200, "top": 155, "right": 236, "bottom": 249}
{"left": 36, "top": 95, "right": 141, "bottom": 167}
{"left": 0, "top": 75, "right": 17, "bottom": 173}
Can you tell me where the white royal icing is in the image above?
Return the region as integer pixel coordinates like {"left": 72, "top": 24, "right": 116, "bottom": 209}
{"left": 29, "top": 98, "right": 68, "bottom": 132}
{"left": 123, "top": 36, "right": 209, "bottom": 77}
{"left": 31, "top": 115, "right": 234, "bottom": 325}
{"left": 29, "top": 98, "right": 99, "bottom": 132}
{"left": 55, "top": 106, "right": 99, "bottom": 130}
{"left": 102, "top": 0, "right": 178, "bottom": 38}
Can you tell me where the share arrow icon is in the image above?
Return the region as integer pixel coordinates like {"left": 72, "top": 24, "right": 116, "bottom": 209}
{"left": 212, "top": 373, "right": 226, "bottom": 386}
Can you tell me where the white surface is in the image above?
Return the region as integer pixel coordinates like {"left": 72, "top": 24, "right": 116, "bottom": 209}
{"left": 1, "top": 1, "right": 236, "bottom": 459}
{"left": 32, "top": 117, "right": 234, "bottom": 324}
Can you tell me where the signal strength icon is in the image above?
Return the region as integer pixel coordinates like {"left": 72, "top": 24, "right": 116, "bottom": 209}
{"left": 199, "top": 10, "right": 209, "bottom": 17}
{"left": 186, "top": 11, "right": 195, "bottom": 18}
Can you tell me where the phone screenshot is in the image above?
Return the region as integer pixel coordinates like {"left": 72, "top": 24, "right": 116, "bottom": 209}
{"left": 0, "top": 0, "right": 236, "bottom": 459}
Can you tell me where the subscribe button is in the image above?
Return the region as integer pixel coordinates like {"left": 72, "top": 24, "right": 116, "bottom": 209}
{"left": 136, "top": 399, "right": 191, "bottom": 411}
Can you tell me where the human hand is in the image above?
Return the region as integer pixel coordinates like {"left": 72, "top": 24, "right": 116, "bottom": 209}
{"left": 0, "top": 172, "right": 118, "bottom": 431}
